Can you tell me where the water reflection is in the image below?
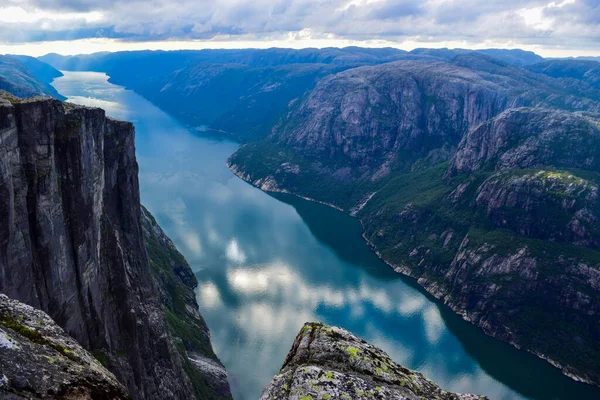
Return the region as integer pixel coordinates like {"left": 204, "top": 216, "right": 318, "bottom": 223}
{"left": 52, "top": 71, "right": 600, "bottom": 400}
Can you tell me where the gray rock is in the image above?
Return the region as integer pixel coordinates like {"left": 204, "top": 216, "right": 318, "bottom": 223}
{"left": 449, "top": 108, "right": 600, "bottom": 174}
{"left": 0, "top": 92, "right": 230, "bottom": 399}
{"left": 0, "top": 294, "right": 129, "bottom": 399}
{"left": 265, "top": 57, "right": 600, "bottom": 179}
{"left": 261, "top": 322, "right": 487, "bottom": 400}
{"left": 473, "top": 170, "right": 599, "bottom": 246}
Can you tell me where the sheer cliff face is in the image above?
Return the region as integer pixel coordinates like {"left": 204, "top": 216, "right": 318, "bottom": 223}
{"left": 0, "top": 92, "right": 230, "bottom": 399}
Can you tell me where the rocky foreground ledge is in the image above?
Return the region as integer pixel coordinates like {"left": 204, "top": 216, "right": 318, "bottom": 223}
{"left": 0, "top": 294, "right": 129, "bottom": 399}
{"left": 261, "top": 322, "right": 488, "bottom": 400}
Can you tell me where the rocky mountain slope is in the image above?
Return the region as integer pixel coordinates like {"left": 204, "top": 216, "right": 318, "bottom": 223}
{"left": 0, "top": 294, "right": 129, "bottom": 399}
{"left": 6, "top": 55, "right": 64, "bottom": 87}
{"left": 39, "top": 48, "right": 417, "bottom": 141}
{"left": 261, "top": 322, "right": 487, "bottom": 400}
{"left": 38, "top": 48, "right": 549, "bottom": 142}
{"left": 0, "top": 56, "right": 64, "bottom": 100}
{"left": 409, "top": 48, "right": 544, "bottom": 66}
{"left": 527, "top": 60, "right": 600, "bottom": 89}
{"left": 228, "top": 57, "right": 600, "bottom": 386}
{"left": 0, "top": 91, "right": 231, "bottom": 399}
{"left": 135, "top": 62, "right": 339, "bottom": 141}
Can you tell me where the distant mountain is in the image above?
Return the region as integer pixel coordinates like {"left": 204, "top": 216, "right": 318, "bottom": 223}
{"left": 527, "top": 59, "right": 600, "bottom": 89}
{"left": 0, "top": 55, "right": 65, "bottom": 99}
{"left": 227, "top": 55, "right": 600, "bottom": 386}
{"left": 39, "top": 48, "right": 418, "bottom": 140}
{"left": 38, "top": 47, "right": 546, "bottom": 141}
{"left": 7, "top": 54, "right": 63, "bottom": 84}
{"left": 137, "top": 62, "right": 341, "bottom": 141}
{"left": 410, "top": 48, "right": 544, "bottom": 66}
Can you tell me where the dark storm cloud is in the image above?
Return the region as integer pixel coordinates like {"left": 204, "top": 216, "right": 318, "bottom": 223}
{"left": 1, "top": 0, "right": 599, "bottom": 51}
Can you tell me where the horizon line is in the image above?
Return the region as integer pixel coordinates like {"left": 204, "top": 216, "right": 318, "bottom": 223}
{"left": 2, "top": 38, "right": 600, "bottom": 59}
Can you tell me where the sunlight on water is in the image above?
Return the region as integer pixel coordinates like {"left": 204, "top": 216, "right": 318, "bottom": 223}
{"left": 52, "top": 71, "right": 600, "bottom": 400}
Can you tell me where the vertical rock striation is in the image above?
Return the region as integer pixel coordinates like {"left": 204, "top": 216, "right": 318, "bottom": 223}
{"left": 0, "top": 91, "right": 230, "bottom": 399}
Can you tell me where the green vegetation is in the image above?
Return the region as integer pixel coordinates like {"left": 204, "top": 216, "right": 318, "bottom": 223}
{"left": 230, "top": 140, "right": 600, "bottom": 381}
{"left": 0, "top": 315, "right": 78, "bottom": 361}
{"left": 142, "top": 206, "right": 228, "bottom": 400}
{"left": 93, "top": 350, "right": 108, "bottom": 366}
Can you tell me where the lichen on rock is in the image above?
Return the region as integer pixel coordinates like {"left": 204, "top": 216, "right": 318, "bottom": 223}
{"left": 260, "top": 322, "right": 488, "bottom": 400}
{"left": 0, "top": 294, "right": 129, "bottom": 399}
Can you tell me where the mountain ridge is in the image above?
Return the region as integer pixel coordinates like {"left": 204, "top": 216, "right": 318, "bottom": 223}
{"left": 226, "top": 56, "right": 600, "bottom": 387}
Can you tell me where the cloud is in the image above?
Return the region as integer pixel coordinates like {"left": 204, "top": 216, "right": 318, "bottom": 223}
{"left": 0, "top": 0, "right": 599, "bottom": 54}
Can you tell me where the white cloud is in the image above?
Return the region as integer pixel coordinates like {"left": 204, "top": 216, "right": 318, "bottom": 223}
{"left": 197, "top": 281, "right": 223, "bottom": 309}
{"left": 0, "top": 6, "right": 103, "bottom": 24}
{"left": 0, "top": 0, "right": 598, "bottom": 57}
{"left": 225, "top": 238, "right": 247, "bottom": 264}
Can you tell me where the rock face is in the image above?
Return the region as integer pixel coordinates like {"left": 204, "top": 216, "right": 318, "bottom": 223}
{"left": 473, "top": 170, "right": 599, "bottom": 246}
{"left": 0, "top": 294, "right": 129, "bottom": 399}
{"left": 0, "top": 92, "right": 231, "bottom": 399}
{"left": 261, "top": 322, "right": 487, "bottom": 400}
{"left": 267, "top": 56, "right": 600, "bottom": 178}
{"left": 228, "top": 71, "right": 600, "bottom": 385}
{"left": 141, "top": 207, "right": 231, "bottom": 399}
{"left": 448, "top": 108, "right": 600, "bottom": 174}
{"left": 273, "top": 59, "right": 524, "bottom": 174}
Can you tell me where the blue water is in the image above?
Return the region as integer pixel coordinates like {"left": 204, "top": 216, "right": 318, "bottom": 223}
{"left": 52, "top": 71, "right": 600, "bottom": 400}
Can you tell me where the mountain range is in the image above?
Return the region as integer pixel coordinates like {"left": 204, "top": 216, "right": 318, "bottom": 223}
{"left": 37, "top": 47, "right": 600, "bottom": 387}
{"left": 0, "top": 58, "right": 488, "bottom": 400}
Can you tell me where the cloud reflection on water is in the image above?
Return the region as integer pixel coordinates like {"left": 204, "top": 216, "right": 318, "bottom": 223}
{"left": 53, "top": 70, "right": 600, "bottom": 400}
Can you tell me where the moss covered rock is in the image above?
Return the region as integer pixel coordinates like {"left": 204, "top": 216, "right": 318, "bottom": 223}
{"left": 260, "top": 322, "right": 488, "bottom": 400}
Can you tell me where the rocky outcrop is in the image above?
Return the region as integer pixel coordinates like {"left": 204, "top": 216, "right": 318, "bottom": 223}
{"left": 448, "top": 108, "right": 600, "bottom": 174}
{"left": 473, "top": 170, "right": 599, "bottom": 246}
{"left": 0, "top": 294, "right": 129, "bottom": 399}
{"left": 261, "top": 322, "right": 487, "bottom": 400}
{"left": 0, "top": 92, "right": 230, "bottom": 399}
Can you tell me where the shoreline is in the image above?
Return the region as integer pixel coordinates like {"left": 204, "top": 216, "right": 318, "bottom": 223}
{"left": 227, "top": 161, "right": 598, "bottom": 389}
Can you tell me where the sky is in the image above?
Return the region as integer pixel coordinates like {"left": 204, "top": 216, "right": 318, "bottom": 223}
{"left": 0, "top": 0, "right": 599, "bottom": 57}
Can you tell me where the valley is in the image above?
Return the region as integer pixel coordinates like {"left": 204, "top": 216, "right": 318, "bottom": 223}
{"left": 50, "top": 69, "right": 600, "bottom": 400}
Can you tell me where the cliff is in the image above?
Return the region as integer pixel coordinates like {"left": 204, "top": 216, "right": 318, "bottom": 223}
{"left": 0, "top": 91, "right": 231, "bottom": 399}
{"left": 228, "top": 94, "right": 600, "bottom": 386}
{"left": 254, "top": 56, "right": 599, "bottom": 180}
{"left": 0, "top": 294, "right": 129, "bottom": 399}
{"left": 261, "top": 322, "right": 487, "bottom": 400}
